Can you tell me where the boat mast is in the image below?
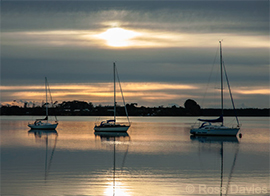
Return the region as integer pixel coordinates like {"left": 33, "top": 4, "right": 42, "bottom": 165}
{"left": 113, "top": 62, "right": 116, "bottom": 125}
{"left": 219, "top": 41, "right": 224, "bottom": 126}
{"left": 45, "top": 77, "right": 48, "bottom": 123}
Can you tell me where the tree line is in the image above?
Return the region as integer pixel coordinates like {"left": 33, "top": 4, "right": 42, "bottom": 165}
{"left": 0, "top": 99, "right": 269, "bottom": 116}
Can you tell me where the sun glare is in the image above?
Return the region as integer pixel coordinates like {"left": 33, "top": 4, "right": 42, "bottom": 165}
{"left": 104, "top": 182, "right": 129, "bottom": 196}
{"left": 96, "top": 28, "right": 140, "bottom": 47}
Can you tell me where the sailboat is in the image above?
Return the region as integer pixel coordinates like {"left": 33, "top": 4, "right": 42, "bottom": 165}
{"left": 190, "top": 41, "right": 240, "bottom": 136}
{"left": 28, "top": 77, "right": 58, "bottom": 130}
{"left": 94, "top": 62, "right": 131, "bottom": 132}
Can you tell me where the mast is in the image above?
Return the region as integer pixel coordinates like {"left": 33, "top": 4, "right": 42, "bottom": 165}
{"left": 113, "top": 63, "right": 116, "bottom": 125}
{"left": 45, "top": 77, "right": 48, "bottom": 122}
{"left": 219, "top": 41, "right": 224, "bottom": 125}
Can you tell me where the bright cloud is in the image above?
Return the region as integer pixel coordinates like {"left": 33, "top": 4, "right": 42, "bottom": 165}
{"left": 1, "top": 83, "right": 269, "bottom": 108}
{"left": 2, "top": 30, "right": 269, "bottom": 49}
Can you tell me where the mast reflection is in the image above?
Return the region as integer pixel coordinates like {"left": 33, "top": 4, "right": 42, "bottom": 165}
{"left": 95, "top": 131, "right": 130, "bottom": 196}
{"left": 190, "top": 135, "right": 240, "bottom": 196}
{"left": 28, "top": 129, "right": 58, "bottom": 180}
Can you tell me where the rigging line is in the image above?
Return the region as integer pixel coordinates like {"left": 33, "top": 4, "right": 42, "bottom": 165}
{"left": 220, "top": 142, "right": 224, "bottom": 196}
{"left": 46, "top": 79, "right": 58, "bottom": 122}
{"left": 47, "top": 134, "right": 58, "bottom": 178}
{"left": 201, "top": 44, "right": 220, "bottom": 109}
{"left": 223, "top": 62, "right": 240, "bottom": 126}
{"left": 115, "top": 66, "right": 130, "bottom": 125}
{"left": 198, "top": 141, "right": 204, "bottom": 170}
{"left": 121, "top": 136, "right": 131, "bottom": 171}
{"left": 225, "top": 143, "right": 240, "bottom": 196}
{"left": 45, "top": 136, "right": 48, "bottom": 180}
{"left": 45, "top": 77, "right": 48, "bottom": 120}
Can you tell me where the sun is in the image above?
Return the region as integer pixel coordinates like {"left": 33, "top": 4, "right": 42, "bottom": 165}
{"left": 96, "top": 27, "right": 140, "bottom": 47}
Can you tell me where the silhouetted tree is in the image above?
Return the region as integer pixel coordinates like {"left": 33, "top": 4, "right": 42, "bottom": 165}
{"left": 184, "top": 99, "right": 201, "bottom": 116}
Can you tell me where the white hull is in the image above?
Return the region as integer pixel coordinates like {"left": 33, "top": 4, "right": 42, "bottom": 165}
{"left": 94, "top": 125, "right": 129, "bottom": 132}
{"left": 190, "top": 127, "right": 239, "bottom": 136}
{"left": 28, "top": 123, "right": 58, "bottom": 130}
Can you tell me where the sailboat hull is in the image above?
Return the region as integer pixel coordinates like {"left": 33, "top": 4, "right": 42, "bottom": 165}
{"left": 28, "top": 123, "right": 58, "bottom": 130}
{"left": 190, "top": 127, "right": 239, "bottom": 136}
{"left": 94, "top": 125, "right": 130, "bottom": 132}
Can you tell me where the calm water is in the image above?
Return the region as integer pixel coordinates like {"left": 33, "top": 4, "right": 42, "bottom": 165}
{"left": 1, "top": 116, "right": 269, "bottom": 196}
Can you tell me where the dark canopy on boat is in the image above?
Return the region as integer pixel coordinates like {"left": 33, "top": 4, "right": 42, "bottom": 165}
{"left": 99, "top": 119, "right": 116, "bottom": 126}
{"left": 35, "top": 116, "right": 48, "bottom": 121}
{"left": 198, "top": 115, "right": 223, "bottom": 123}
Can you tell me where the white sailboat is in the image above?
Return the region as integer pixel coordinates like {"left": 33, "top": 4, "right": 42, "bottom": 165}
{"left": 94, "top": 62, "right": 131, "bottom": 132}
{"left": 28, "top": 77, "right": 58, "bottom": 130}
{"left": 190, "top": 41, "right": 240, "bottom": 136}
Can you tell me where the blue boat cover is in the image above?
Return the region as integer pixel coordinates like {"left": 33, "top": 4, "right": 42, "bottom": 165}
{"left": 106, "top": 120, "right": 115, "bottom": 123}
{"left": 198, "top": 115, "right": 223, "bottom": 123}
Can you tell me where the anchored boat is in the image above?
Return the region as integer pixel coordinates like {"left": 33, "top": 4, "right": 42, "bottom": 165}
{"left": 94, "top": 62, "right": 130, "bottom": 132}
{"left": 28, "top": 77, "right": 58, "bottom": 130}
{"left": 190, "top": 41, "right": 240, "bottom": 136}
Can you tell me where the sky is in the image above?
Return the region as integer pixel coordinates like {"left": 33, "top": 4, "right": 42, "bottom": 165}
{"left": 1, "top": 0, "right": 269, "bottom": 108}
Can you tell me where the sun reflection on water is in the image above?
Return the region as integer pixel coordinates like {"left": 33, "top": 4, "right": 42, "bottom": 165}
{"left": 104, "top": 181, "right": 130, "bottom": 196}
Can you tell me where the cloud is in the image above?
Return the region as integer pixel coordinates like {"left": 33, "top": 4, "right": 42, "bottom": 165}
{"left": 235, "top": 88, "right": 270, "bottom": 95}
{"left": 2, "top": 1, "right": 268, "bottom": 34}
{"left": 2, "top": 28, "right": 268, "bottom": 52}
{"left": 1, "top": 1, "right": 269, "bottom": 108}
{"left": 1, "top": 82, "right": 269, "bottom": 108}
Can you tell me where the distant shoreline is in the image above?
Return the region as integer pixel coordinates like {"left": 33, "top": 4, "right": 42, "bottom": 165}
{"left": 1, "top": 100, "right": 269, "bottom": 117}
{"left": 1, "top": 107, "right": 269, "bottom": 117}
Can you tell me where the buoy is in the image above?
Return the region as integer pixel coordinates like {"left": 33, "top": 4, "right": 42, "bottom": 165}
{"left": 239, "top": 133, "right": 242, "bottom": 138}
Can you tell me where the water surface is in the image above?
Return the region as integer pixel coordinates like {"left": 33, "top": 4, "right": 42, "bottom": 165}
{"left": 1, "top": 116, "right": 269, "bottom": 196}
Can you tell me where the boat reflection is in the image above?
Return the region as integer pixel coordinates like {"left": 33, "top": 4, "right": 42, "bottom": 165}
{"left": 190, "top": 135, "right": 240, "bottom": 196}
{"left": 95, "top": 131, "right": 130, "bottom": 196}
{"left": 95, "top": 131, "right": 129, "bottom": 140}
{"left": 28, "top": 129, "right": 58, "bottom": 180}
{"left": 190, "top": 135, "right": 239, "bottom": 143}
